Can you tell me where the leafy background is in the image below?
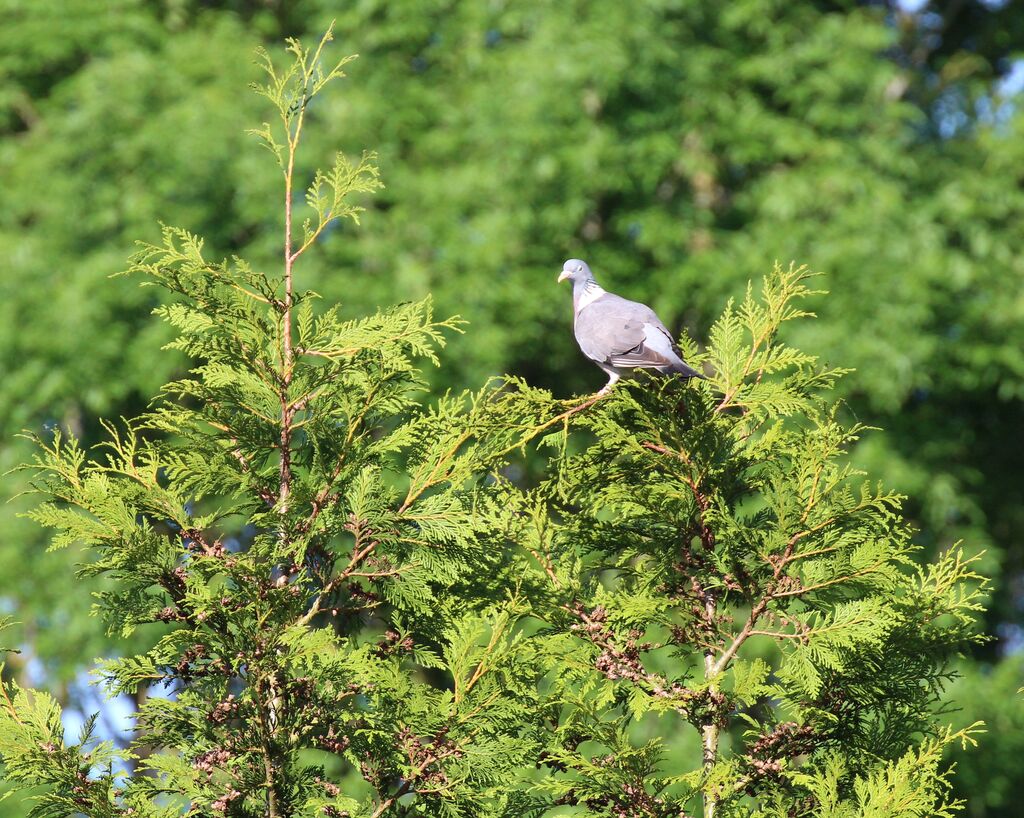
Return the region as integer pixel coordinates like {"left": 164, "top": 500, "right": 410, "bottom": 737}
{"left": 0, "top": 0, "right": 1021, "bottom": 815}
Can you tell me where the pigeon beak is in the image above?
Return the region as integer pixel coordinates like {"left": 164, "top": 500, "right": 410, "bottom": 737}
{"left": 557, "top": 270, "right": 571, "bottom": 283}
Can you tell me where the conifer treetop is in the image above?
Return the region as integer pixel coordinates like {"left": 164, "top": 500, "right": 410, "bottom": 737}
{"left": 501, "top": 263, "right": 987, "bottom": 818}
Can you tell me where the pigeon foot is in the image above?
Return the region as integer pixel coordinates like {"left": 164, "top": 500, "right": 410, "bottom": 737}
{"left": 596, "top": 375, "right": 620, "bottom": 397}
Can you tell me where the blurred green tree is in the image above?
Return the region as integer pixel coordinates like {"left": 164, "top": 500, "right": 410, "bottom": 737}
{"left": 1, "top": 1, "right": 1021, "bottom": 813}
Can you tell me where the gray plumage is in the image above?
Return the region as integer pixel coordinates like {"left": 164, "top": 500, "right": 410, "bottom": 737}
{"left": 557, "top": 258, "right": 704, "bottom": 394}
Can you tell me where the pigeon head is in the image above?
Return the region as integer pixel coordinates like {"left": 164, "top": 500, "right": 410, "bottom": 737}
{"left": 557, "top": 258, "right": 593, "bottom": 284}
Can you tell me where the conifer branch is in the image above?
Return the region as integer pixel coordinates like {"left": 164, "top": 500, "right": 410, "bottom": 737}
{"left": 702, "top": 592, "right": 721, "bottom": 818}
{"left": 0, "top": 678, "right": 24, "bottom": 726}
{"left": 714, "top": 323, "right": 774, "bottom": 413}
{"left": 258, "top": 695, "right": 281, "bottom": 818}
{"left": 710, "top": 598, "right": 769, "bottom": 678}
{"left": 226, "top": 440, "right": 277, "bottom": 506}
{"left": 490, "top": 392, "right": 606, "bottom": 463}
{"left": 399, "top": 430, "right": 473, "bottom": 513}
{"left": 296, "top": 516, "right": 385, "bottom": 627}
{"left": 455, "top": 617, "right": 510, "bottom": 704}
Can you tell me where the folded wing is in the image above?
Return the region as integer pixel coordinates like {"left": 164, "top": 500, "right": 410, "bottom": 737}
{"left": 575, "top": 294, "right": 703, "bottom": 378}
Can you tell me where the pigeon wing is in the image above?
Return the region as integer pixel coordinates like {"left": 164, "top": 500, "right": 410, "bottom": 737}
{"left": 574, "top": 294, "right": 673, "bottom": 368}
{"left": 575, "top": 293, "right": 704, "bottom": 378}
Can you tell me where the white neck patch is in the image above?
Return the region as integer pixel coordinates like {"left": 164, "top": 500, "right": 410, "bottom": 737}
{"left": 575, "top": 281, "right": 606, "bottom": 313}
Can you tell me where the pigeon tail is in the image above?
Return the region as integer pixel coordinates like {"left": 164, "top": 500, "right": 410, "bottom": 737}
{"left": 664, "top": 360, "right": 706, "bottom": 380}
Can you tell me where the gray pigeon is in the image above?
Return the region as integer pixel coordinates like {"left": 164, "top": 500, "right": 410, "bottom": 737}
{"left": 558, "top": 258, "right": 704, "bottom": 394}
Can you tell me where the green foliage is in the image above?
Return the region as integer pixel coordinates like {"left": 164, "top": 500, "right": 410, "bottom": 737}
{"left": 0, "top": 679, "right": 144, "bottom": 818}
{"left": 0, "top": 8, "right": 1006, "bottom": 818}
{"left": 2, "top": 16, "right": 1022, "bottom": 805}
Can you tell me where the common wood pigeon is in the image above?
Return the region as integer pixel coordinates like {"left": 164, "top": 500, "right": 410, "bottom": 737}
{"left": 558, "top": 259, "right": 704, "bottom": 394}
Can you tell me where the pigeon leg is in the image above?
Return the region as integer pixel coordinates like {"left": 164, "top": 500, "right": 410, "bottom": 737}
{"left": 597, "top": 371, "right": 620, "bottom": 396}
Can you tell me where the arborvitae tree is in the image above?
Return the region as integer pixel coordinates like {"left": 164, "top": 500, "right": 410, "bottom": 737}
{"left": 499, "top": 266, "right": 987, "bottom": 817}
{"left": 0, "top": 29, "right": 546, "bottom": 818}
